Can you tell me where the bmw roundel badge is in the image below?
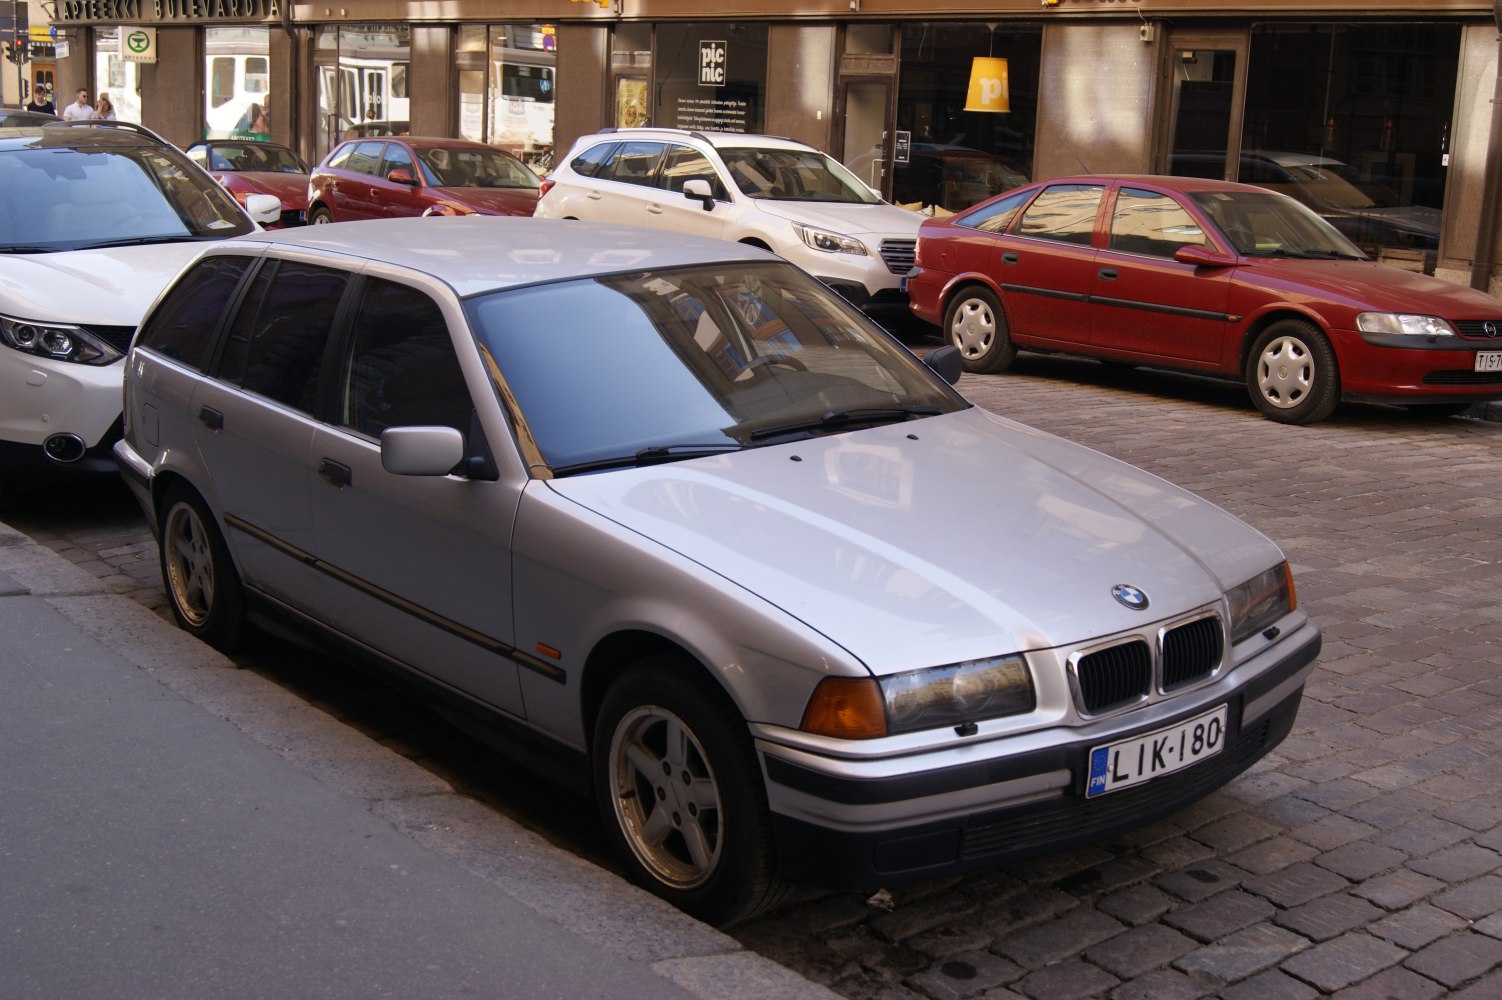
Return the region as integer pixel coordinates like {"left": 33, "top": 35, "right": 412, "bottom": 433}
{"left": 1111, "top": 584, "right": 1150, "bottom": 611}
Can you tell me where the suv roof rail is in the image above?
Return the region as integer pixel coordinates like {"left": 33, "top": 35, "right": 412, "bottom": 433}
{"left": 43, "top": 119, "right": 172, "bottom": 146}
{"left": 594, "top": 125, "right": 815, "bottom": 150}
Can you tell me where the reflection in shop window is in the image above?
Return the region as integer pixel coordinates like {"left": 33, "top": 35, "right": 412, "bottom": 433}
{"left": 204, "top": 27, "right": 269, "bottom": 140}
{"left": 315, "top": 25, "right": 411, "bottom": 163}
{"left": 93, "top": 27, "right": 142, "bottom": 124}
{"left": 457, "top": 24, "right": 557, "bottom": 172}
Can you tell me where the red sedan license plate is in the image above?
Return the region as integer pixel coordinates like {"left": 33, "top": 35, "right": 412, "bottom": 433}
{"left": 1086, "top": 705, "right": 1227, "bottom": 798}
{"left": 1475, "top": 352, "right": 1502, "bottom": 373}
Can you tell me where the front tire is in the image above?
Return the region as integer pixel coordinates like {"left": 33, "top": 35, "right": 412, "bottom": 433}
{"left": 1246, "top": 319, "right": 1339, "bottom": 424}
{"left": 593, "top": 656, "right": 788, "bottom": 926}
{"left": 308, "top": 206, "right": 334, "bottom": 225}
{"left": 944, "top": 286, "right": 1016, "bottom": 373}
{"left": 158, "top": 485, "right": 245, "bottom": 651}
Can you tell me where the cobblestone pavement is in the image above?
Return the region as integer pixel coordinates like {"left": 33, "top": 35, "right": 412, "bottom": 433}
{"left": 7, "top": 354, "right": 1502, "bottom": 998}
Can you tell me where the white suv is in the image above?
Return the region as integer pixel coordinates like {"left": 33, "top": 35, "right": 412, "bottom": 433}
{"left": 536, "top": 128, "right": 922, "bottom": 320}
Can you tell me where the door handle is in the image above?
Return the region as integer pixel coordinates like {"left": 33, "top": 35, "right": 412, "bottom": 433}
{"left": 587, "top": 191, "right": 603, "bottom": 200}
{"left": 318, "top": 459, "right": 352, "bottom": 488}
{"left": 1001, "top": 251, "right": 1019, "bottom": 265}
{"left": 1098, "top": 267, "right": 1118, "bottom": 280}
{"left": 198, "top": 406, "right": 223, "bottom": 431}
{"left": 647, "top": 204, "right": 663, "bottom": 215}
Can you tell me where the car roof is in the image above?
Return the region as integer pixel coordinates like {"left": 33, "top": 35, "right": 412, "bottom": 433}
{"left": 337, "top": 135, "right": 508, "bottom": 153}
{"left": 224, "top": 217, "right": 775, "bottom": 297}
{"left": 0, "top": 123, "right": 169, "bottom": 152}
{"left": 585, "top": 128, "right": 817, "bottom": 154}
{"left": 1037, "top": 173, "right": 1274, "bottom": 196}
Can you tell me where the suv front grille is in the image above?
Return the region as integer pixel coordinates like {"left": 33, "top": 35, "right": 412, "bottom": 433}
{"left": 879, "top": 239, "right": 916, "bottom": 276}
{"left": 1073, "top": 614, "right": 1225, "bottom": 715}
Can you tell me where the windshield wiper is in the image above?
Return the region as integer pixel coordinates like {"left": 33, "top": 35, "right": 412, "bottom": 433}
{"left": 80, "top": 233, "right": 216, "bottom": 250}
{"left": 0, "top": 246, "right": 62, "bottom": 254}
{"left": 748, "top": 404, "right": 941, "bottom": 442}
{"left": 1297, "top": 248, "right": 1366, "bottom": 260}
{"left": 551, "top": 443, "right": 743, "bottom": 477}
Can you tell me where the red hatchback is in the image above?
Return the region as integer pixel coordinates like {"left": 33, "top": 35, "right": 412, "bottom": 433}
{"left": 306, "top": 136, "right": 540, "bottom": 224}
{"left": 185, "top": 140, "right": 311, "bottom": 228}
{"left": 908, "top": 174, "right": 1502, "bottom": 423}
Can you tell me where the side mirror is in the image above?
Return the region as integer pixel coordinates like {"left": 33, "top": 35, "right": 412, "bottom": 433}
{"left": 381, "top": 426, "right": 466, "bottom": 476}
{"left": 387, "top": 167, "right": 418, "bottom": 186}
{"left": 682, "top": 178, "right": 716, "bottom": 211}
{"left": 243, "top": 193, "right": 282, "bottom": 227}
{"left": 1173, "top": 244, "right": 1235, "bottom": 268}
{"left": 923, "top": 344, "right": 963, "bottom": 385}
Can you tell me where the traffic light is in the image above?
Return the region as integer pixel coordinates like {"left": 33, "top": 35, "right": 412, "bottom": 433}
{"left": 3, "top": 40, "right": 24, "bottom": 65}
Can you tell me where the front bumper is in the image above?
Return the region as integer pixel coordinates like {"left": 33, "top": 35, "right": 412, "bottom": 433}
{"left": 760, "top": 621, "right": 1319, "bottom": 889}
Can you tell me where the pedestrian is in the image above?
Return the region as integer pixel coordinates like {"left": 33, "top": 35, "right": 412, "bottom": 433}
{"left": 235, "top": 101, "right": 268, "bottom": 134}
{"left": 94, "top": 92, "right": 116, "bottom": 120}
{"left": 25, "top": 86, "right": 54, "bottom": 115}
{"left": 61, "top": 88, "right": 94, "bottom": 121}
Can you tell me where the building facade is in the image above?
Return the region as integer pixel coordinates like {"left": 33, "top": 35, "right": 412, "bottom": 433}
{"left": 43, "top": 0, "right": 1502, "bottom": 292}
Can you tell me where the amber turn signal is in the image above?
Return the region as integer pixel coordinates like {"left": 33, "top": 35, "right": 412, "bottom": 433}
{"left": 800, "top": 677, "right": 887, "bottom": 739}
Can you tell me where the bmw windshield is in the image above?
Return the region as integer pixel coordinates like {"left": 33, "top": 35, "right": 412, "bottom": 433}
{"left": 467, "top": 261, "right": 964, "bottom": 474}
{"left": 0, "top": 139, "right": 255, "bottom": 252}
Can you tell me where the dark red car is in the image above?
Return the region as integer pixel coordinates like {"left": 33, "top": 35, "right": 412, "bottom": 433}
{"left": 185, "top": 140, "right": 310, "bottom": 228}
{"left": 306, "top": 136, "right": 539, "bottom": 224}
{"left": 908, "top": 174, "right": 1502, "bottom": 423}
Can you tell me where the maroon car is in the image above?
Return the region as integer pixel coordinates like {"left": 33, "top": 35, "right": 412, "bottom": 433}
{"left": 908, "top": 174, "right": 1502, "bottom": 423}
{"left": 186, "top": 140, "right": 310, "bottom": 228}
{"left": 306, "top": 136, "right": 539, "bottom": 224}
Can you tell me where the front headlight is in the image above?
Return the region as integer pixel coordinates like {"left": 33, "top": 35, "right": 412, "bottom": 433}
{"left": 793, "top": 222, "right": 868, "bottom": 256}
{"left": 1356, "top": 313, "right": 1457, "bottom": 339}
{"left": 801, "top": 654, "right": 1034, "bottom": 739}
{"left": 1227, "top": 561, "right": 1295, "bottom": 645}
{"left": 0, "top": 315, "right": 121, "bottom": 365}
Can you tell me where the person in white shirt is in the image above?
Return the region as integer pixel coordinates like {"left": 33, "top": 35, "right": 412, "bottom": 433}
{"left": 61, "top": 89, "right": 94, "bottom": 121}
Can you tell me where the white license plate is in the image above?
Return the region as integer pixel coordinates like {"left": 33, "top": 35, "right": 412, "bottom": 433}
{"left": 1475, "top": 352, "right": 1502, "bottom": 373}
{"left": 1086, "top": 705, "right": 1228, "bottom": 798}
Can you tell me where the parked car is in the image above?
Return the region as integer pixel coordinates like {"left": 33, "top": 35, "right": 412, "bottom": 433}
{"left": 1172, "top": 150, "right": 1441, "bottom": 265}
{"left": 116, "top": 216, "right": 1318, "bottom": 925}
{"left": 536, "top": 127, "right": 923, "bottom": 321}
{"left": 0, "top": 122, "right": 278, "bottom": 498}
{"left": 908, "top": 174, "right": 1502, "bottom": 424}
{"left": 185, "top": 139, "right": 311, "bottom": 228}
{"left": 306, "top": 136, "right": 539, "bottom": 223}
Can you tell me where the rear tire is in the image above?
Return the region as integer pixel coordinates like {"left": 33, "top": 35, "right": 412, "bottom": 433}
{"left": 944, "top": 286, "right": 1016, "bottom": 373}
{"left": 1245, "top": 319, "right": 1339, "bottom": 424}
{"left": 158, "top": 485, "right": 245, "bottom": 651}
{"left": 593, "top": 655, "right": 789, "bottom": 926}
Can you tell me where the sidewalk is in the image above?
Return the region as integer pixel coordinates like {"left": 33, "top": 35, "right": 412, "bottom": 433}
{"left": 0, "top": 519, "right": 837, "bottom": 1000}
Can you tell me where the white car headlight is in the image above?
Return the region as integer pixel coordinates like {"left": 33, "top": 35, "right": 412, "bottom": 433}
{"left": 1227, "top": 562, "right": 1295, "bottom": 645}
{"left": 801, "top": 655, "right": 1034, "bottom": 739}
{"left": 793, "top": 223, "right": 868, "bottom": 256}
{"left": 1356, "top": 313, "right": 1457, "bottom": 339}
{"left": 0, "top": 315, "right": 121, "bottom": 365}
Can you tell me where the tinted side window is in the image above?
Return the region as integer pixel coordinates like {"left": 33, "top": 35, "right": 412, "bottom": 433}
{"left": 337, "top": 278, "right": 471, "bottom": 438}
{"left": 658, "top": 145, "right": 726, "bottom": 198}
{"left": 956, "top": 188, "right": 1033, "bottom": 235}
{"left": 1016, "top": 184, "right": 1104, "bottom": 246}
{"left": 1109, "top": 188, "right": 1206, "bottom": 258}
{"left": 219, "top": 260, "right": 350, "bottom": 413}
{"left": 603, "top": 141, "right": 665, "bottom": 187}
{"left": 136, "top": 256, "right": 251, "bottom": 372}
{"left": 570, "top": 141, "right": 618, "bottom": 178}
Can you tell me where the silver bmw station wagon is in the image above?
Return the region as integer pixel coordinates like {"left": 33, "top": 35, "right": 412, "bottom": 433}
{"left": 116, "top": 217, "right": 1320, "bottom": 925}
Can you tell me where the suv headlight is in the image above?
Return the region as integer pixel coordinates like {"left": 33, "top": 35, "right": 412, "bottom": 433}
{"left": 801, "top": 654, "right": 1034, "bottom": 739}
{"left": 1227, "top": 562, "right": 1295, "bottom": 645}
{"left": 793, "top": 222, "right": 868, "bottom": 256}
{"left": 1356, "top": 313, "right": 1457, "bottom": 339}
{"left": 0, "top": 315, "right": 121, "bottom": 365}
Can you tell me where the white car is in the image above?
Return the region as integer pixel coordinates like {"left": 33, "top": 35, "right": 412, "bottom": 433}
{"left": 116, "top": 217, "right": 1319, "bottom": 926}
{"left": 0, "top": 122, "right": 278, "bottom": 498}
{"left": 536, "top": 128, "right": 923, "bottom": 321}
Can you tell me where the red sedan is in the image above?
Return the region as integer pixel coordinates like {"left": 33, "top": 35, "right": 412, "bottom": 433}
{"left": 306, "top": 136, "right": 539, "bottom": 224}
{"left": 185, "top": 140, "right": 310, "bottom": 228}
{"left": 908, "top": 174, "right": 1502, "bottom": 423}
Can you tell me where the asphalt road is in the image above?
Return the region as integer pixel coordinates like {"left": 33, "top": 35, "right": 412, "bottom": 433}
{"left": 7, "top": 353, "right": 1502, "bottom": 998}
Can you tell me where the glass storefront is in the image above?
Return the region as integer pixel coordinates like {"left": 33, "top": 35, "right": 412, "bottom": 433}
{"left": 1174, "top": 22, "right": 1460, "bottom": 273}
{"left": 651, "top": 24, "right": 768, "bottom": 134}
{"left": 92, "top": 27, "right": 142, "bottom": 123}
{"left": 457, "top": 23, "right": 557, "bottom": 171}
{"left": 886, "top": 23, "right": 1041, "bottom": 214}
{"left": 204, "top": 26, "right": 269, "bottom": 140}
{"left": 315, "top": 25, "right": 411, "bottom": 161}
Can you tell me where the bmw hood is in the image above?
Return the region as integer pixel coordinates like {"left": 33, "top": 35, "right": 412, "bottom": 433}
{"left": 0, "top": 243, "right": 209, "bottom": 325}
{"left": 752, "top": 199, "right": 924, "bottom": 240}
{"left": 546, "top": 408, "right": 1282, "bottom": 674}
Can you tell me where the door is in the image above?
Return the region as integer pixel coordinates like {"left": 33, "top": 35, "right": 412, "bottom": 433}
{"left": 1159, "top": 29, "right": 1250, "bottom": 182}
{"left": 999, "top": 182, "right": 1103, "bottom": 348}
{"left": 332, "top": 140, "right": 389, "bottom": 220}
{"left": 838, "top": 79, "right": 893, "bottom": 198}
{"left": 370, "top": 141, "right": 424, "bottom": 218}
{"left": 644, "top": 143, "right": 728, "bottom": 240}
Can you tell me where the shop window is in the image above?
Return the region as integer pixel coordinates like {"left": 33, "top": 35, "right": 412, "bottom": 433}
{"left": 204, "top": 27, "right": 270, "bottom": 140}
{"left": 93, "top": 27, "right": 141, "bottom": 124}
{"left": 315, "top": 25, "right": 412, "bottom": 163}
{"left": 457, "top": 24, "right": 557, "bottom": 172}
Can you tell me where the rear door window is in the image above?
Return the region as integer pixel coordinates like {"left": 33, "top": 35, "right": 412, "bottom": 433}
{"left": 217, "top": 259, "right": 351, "bottom": 414}
{"left": 1016, "top": 184, "right": 1105, "bottom": 246}
{"left": 602, "top": 141, "right": 666, "bottom": 187}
